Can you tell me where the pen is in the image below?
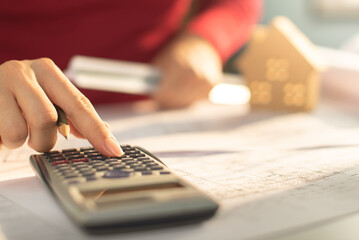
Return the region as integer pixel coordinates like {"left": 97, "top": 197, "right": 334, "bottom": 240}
{"left": 55, "top": 105, "right": 70, "bottom": 139}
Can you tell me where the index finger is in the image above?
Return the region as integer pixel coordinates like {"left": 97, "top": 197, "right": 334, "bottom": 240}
{"left": 29, "top": 58, "right": 123, "bottom": 157}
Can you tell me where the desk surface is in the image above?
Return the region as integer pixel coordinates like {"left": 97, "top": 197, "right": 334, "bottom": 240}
{"left": 1, "top": 98, "right": 359, "bottom": 240}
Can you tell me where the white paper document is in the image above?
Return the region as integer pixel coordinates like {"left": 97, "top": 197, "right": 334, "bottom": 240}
{"left": 1, "top": 99, "right": 359, "bottom": 240}
{"left": 316, "top": 46, "right": 359, "bottom": 103}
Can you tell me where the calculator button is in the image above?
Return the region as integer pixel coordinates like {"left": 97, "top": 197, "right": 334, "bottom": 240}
{"left": 46, "top": 154, "right": 65, "bottom": 159}
{"left": 109, "top": 162, "right": 123, "bottom": 167}
{"left": 112, "top": 164, "right": 127, "bottom": 170}
{"left": 60, "top": 169, "right": 75, "bottom": 174}
{"left": 105, "top": 159, "right": 119, "bottom": 164}
{"left": 79, "top": 172, "right": 94, "bottom": 177}
{"left": 107, "top": 161, "right": 126, "bottom": 166}
{"left": 80, "top": 147, "right": 95, "bottom": 151}
{"left": 110, "top": 156, "right": 124, "bottom": 160}
{"left": 95, "top": 166, "right": 109, "bottom": 172}
{"left": 43, "top": 151, "right": 60, "bottom": 156}
{"left": 64, "top": 152, "right": 81, "bottom": 157}
{"left": 78, "top": 167, "right": 93, "bottom": 172}
{"left": 160, "top": 171, "right": 171, "bottom": 175}
{"left": 67, "top": 155, "right": 84, "bottom": 160}
{"left": 52, "top": 160, "right": 70, "bottom": 166}
{"left": 110, "top": 162, "right": 125, "bottom": 167}
{"left": 81, "top": 171, "right": 96, "bottom": 176}
{"left": 63, "top": 173, "right": 79, "bottom": 178}
{"left": 90, "top": 156, "right": 106, "bottom": 161}
{"left": 129, "top": 153, "right": 145, "bottom": 158}
{"left": 76, "top": 167, "right": 91, "bottom": 173}
{"left": 103, "top": 170, "right": 131, "bottom": 178}
{"left": 141, "top": 160, "right": 154, "bottom": 164}
{"left": 124, "top": 160, "right": 137, "bottom": 165}
{"left": 145, "top": 164, "right": 157, "bottom": 168}
{"left": 141, "top": 171, "right": 153, "bottom": 175}
{"left": 149, "top": 166, "right": 163, "bottom": 170}
{"left": 72, "top": 162, "right": 87, "bottom": 166}
{"left": 48, "top": 157, "right": 67, "bottom": 163}
{"left": 133, "top": 166, "right": 147, "bottom": 171}
{"left": 88, "top": 160, "right": 103, "bottom": 165}
{"left": 86, "top": 176, "right": 97, "bottom": 181}
{"left": 55, "top": 164, "right": 72, "bottom": 169}
{"left": 127, "top": 162, "right": 141, "bottom": 166}
{"left": 125, "top": 150, "right": 140, "bottom": 155}
{"left": 61, "top": 148, "right": 77, "bottom": 153}
{"left": 121, "top": 145, "right": 132, "bottom": 149}
{"left": 81, "top": 150, "right": 98, "bottom": 155}
{"left": 68, "top": 180, "right": 80, "bottom": 184}
{"left": 55, "top": 165, "right": 72, "bottom": 170}
{"left": 82, "top": 147, "right": 97, "bottom": 151}
{"left": 146, "top": 161, "right": 159, "bottom": 165}
{"left": 92, "top": 163, "right": 105, "bottom": 167}
{"left": 119, "top": 157, "right": 133, "bottom": 162}
{"left": 72, "top": 158, "right": 89, "bottom": 163}
{"left": 86, "top": 152, "right": 102, "bottom": 157}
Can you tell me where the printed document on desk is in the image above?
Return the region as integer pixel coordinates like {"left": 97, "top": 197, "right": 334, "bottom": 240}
{"left": 2, "top": 99, "right": 359, "bottom": 239}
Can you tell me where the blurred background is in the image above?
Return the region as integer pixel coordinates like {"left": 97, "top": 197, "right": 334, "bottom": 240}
{"left": 262, "top": 0, "right": 359, "bottom": 50}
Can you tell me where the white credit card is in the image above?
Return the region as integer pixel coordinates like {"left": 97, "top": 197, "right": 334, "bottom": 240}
{"left": 65, "top": 55, "right": 245, "bottom": 95}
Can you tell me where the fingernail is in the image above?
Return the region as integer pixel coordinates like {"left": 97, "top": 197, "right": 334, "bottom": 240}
{"left": 103, "top": 121, "right": 111, "bottom": 129}
{"left": 104, "top": 137, "right": 124, "bottom": 156}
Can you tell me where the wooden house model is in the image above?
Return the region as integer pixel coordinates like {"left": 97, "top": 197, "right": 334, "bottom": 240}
{"left": 238, "top": 16, "right": 325, "bottom": 111}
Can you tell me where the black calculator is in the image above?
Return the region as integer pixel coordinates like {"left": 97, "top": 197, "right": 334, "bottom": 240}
{"left": 30, "top": 145, "right": 218, "bottom": 232}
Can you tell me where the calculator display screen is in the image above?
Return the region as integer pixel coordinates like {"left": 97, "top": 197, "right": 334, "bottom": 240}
{"left": 81, "top": 183, "right": 184, "bottom": 200}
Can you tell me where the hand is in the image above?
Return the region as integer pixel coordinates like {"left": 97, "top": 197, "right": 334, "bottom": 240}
{"left": 0, "top": 58, "right": 123, "bottom": 156}
{"left": 152, "top": 33, "right": 222, "bottom": 108}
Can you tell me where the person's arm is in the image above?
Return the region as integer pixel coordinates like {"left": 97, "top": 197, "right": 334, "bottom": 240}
{"left": 187, "top": 0, "right": 262, "bottom": 62}
{"left": 0, "top": 58, "right": 123, "bottom": 156}
{"left": 152, "top": 0, "right": 262, "bottom": 108}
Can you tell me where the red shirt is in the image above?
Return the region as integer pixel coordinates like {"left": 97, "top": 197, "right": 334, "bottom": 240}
{"left": 0, "top": 0, "right": 261, "bottom": 104}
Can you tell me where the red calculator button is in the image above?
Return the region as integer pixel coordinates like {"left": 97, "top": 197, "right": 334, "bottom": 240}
{"left": 72, "top": 158, "right": 89, "bottom": 163}
{"left": 52, "top": 160, "right": 70, "bottom": 166}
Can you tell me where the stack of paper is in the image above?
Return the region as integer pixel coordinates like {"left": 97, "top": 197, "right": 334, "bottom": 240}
{"left": 317, "top": 46, "right": 359, "bottom": 101}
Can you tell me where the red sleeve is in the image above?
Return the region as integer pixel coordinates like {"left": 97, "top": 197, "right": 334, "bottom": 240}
{"left": 187, "top": 0, "right": 262, "bottom": 62}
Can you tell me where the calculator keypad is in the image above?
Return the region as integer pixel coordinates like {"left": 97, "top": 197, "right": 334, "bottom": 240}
{"left": 43, "top": 145, "right": 168, "bottom": 183}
